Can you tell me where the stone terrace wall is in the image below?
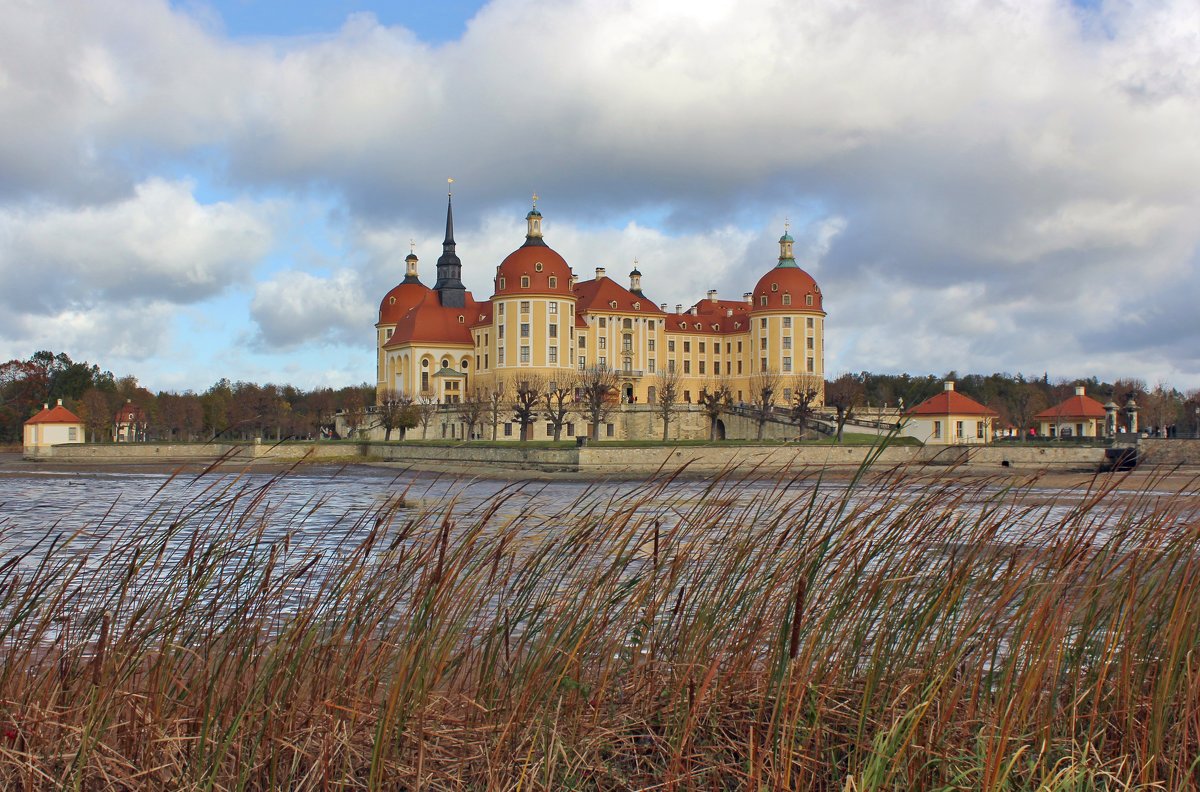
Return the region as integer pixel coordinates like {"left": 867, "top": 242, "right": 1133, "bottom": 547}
{"left": 1137, "top": 438, "right": 1200, "bottom": 466}
{"left": 577, "top": 444, "right": 915, "bottom": 475}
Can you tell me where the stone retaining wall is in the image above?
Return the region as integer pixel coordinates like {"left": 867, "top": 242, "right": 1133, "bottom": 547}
{"left": 22, "top": 438, "right": 1117, "bottom": 474}
{"left": 1137, "top": 438, "right": 1200, "bottom": 466}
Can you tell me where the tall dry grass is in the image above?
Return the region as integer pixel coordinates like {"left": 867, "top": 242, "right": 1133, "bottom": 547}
{"left": 1, "top": 461, "right": 1199, "bottom": 790}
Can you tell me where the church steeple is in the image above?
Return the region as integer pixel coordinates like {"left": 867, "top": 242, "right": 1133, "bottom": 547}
{"left": 434, "top": 181, "right": 466, "bottom": 307}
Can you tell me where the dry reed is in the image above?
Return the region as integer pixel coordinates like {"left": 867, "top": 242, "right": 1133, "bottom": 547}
{"left": 1, "top": 461, "right": 1198, "bottom": 790}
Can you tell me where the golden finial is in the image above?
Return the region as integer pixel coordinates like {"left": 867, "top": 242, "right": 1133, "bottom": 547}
{"left": 784, "top": 217, "right": 790, "bottom": 233}
{"left": 532, "top": 192, "right": 538, "bottom": 208}
{"left": 447, "top": 177, "right": 454, "bottom": 196}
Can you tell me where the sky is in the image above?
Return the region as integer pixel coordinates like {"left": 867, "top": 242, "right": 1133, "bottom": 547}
{"left": 2, "top": 0, "right": 1199, "bottom": 393}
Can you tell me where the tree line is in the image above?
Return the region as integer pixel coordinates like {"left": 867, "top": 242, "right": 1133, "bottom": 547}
{"left": 4, "top": 349, "right": 1198, "bottom": 445}
{"left": 0, "top": 350, "right": 374, "bottom": 444}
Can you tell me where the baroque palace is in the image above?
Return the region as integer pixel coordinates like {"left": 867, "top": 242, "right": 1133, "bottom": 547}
{"left": 376, "top": 193, "right": 826, "bottom": 419}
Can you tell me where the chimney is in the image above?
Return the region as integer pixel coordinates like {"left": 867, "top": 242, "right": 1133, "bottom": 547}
{"left": 707, "top": 289, "right": 718, "bottom": 303}
{"left": 944, "top": 381, "right": 956, "bottom": 392}
{"left": 675, "top": 304, "right": 683, "bottom": 314}
{"left": 57, "top": 398, "right": 63, "bottom": 406}
{"left": 689, "top": 306, "right": 698, "bottom": 316}
{"left": 660, "top": 303, "right": 668, "bottom": 311}
{"left": 43, "top": 403, "right": 48, "bottom": 410}
{"left": 743, "top": 292, "right": 753, "bottom": 305}
{"left": 1074, "top": 385, "right": 1085, "bottom": 396}
{"left": 595, "top": 267, "right": 606, "bottom": 279}
{"left": 570, "top": 274, "right": 578, "bottom": 288}
{"left": 726, "top": 308, "right": 733, "bottom": 317}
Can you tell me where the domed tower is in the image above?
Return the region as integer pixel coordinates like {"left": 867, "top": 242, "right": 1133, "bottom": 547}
{"left": 376, "top": 247, "right": 430, "bottom": 393}
{"left": 487, "top": 198, "right": 577, "bottom": 385}
{"left": 747, "top": 224, "right": 826, "bottom": 402}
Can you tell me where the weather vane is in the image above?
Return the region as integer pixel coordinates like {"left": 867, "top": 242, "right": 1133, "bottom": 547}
{"left": 532, "top": 192, "right": 538, "bottom": 208}
{"left": 409, "top": 237, "right": 415, "bottom": 254}
{"left": 785, "top": 217, "right": 790, "bottom": 233}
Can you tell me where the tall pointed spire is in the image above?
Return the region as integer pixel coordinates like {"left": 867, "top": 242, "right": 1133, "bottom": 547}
{"left": 434, "top": 183, "right": 466, "bottom": 307}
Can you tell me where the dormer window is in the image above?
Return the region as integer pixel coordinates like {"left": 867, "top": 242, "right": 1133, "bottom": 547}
{"left": 458, "top": 315, "right": 464, "bottom": 323}
{"left": 712, "top": 324, "right": 719, "bottom": 331}
{"left": 782, "top": 293, "right": 792, "bottom": 306}
{"left": 535, "top": 262, "right": 543, "bottom": 272}
{"left": 388, "top": 296, "right": 396, "bottom": 305}
{"left": 521, "top": 276, "right": 530, "bottom": 288}
{"left": 548, "top": 276, "right": 557, "bottom": 288}
{"left": 760, "top": 296, "right": 768, "bottom": 306}
{"left": 806, "top": 294, "right": 814, "bottom": 306}
{"left": 771, "top": 283, "right": 779, "bottom": 292}
{"left": 609, "top": 300, "right": 618, "bottom": 309}
{"left": 694, "top": 323, "right": 701, "bottom": 330}
{"left": 633, "top": 301, "right": 640, "bottom": 310}
{"left": 499, "top": 277, "right": 506, "bottom": 290}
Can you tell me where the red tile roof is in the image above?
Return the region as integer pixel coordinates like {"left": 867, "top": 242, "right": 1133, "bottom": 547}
{"left": 385, "top": 291, "right": 477, "bottom": 347}
{"left": 25, "top": 404, "right": 83, "bottom": 425}
{"left": 574, "top": 277, "right": 665, "bottom": 316}
{"left": 1035, "top": 394, "right": 1107, "bottom": 420}
{"left": 907, "top": 390, "right": 998, "bottom": 417}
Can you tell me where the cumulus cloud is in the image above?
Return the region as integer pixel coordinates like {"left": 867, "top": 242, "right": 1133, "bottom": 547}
{"left": 3, "top": 0, "right": 1200, "bottom": 387}
{"left": 250, "top": 270, "right": 373, "bottom": 349}
{"left": 0, "top": 178, "right": 274, "bottom": 314}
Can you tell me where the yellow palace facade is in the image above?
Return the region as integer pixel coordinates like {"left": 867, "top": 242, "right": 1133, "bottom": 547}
{"left": 376, "top": 196, "right": 826, "bottom": 411}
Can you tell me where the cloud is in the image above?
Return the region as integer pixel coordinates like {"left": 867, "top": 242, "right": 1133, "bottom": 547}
{"left": 0, "top": 178, "right": 274, "bottom": 314}
{"left": 250, "top": 270, "right": 372, "bottom": 349}
{"left": 3, "top": 0, "right": 1200, "bottom": 388}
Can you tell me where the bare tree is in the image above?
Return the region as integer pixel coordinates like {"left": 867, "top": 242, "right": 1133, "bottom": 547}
{"left": 484, "top": 379, "right": 509, "bottom": 441}
{"left": 456, "top": 390, "right": 487, "bottom": 441}
{"left": 697, "top": 381, "right": 732, "bottom": 441}
{"left": 416, "top": 390, "right": 439, "bottom": 439}
{"left": 1002, "top": 380, "right": 1047, "bottom": 441}
{"left": 653, "top": 368, "right": 681, "bottom": 441}
{"left": 749, "top": 368, "right": 783, "bottom": 440}
{"left": 576, "top": 365, "right": 620, "bottom": 441}
{"left": 788, "top": 374, "right": 823, "bottom": 439}
{"left": 376, "top": 387, "right": 418, "bottom": 441}
{"left": 342, "top": 389, "right": 365, "bottom": 439}
{"left": 79, "top": 388, "right": 114, "bottom": 443}
{"left": 511, "top": 377, "right": 544, "bottom": 442}
{"left": 825, "top": 372, "right": 865, "bottom": 443}
{"left": 543, "top": 379, "right": 573, "bottom": 441}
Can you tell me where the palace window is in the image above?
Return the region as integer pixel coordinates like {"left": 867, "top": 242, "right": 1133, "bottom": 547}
{"left": 535, "top": 262, "right": 543, "bottom": 272}
{"left": 668, "top": 340, "right": 675, "bottom": 352}
{"left": 623, "top": 318, "right": 632, "bottom": 330}
{"left": 807, "top": 317, "right": 814, "bottom": 328}
{"left": 760, "top": 318, "right": 767, "bottom": 329}
{"left": 498, "top": 325, "right": 505, "bottom": 339}
{"left": 498, "top": 348, "right": 505, "bottom": 364}
{"left": 520, "top": 346, "right": 531, "bottom": 363}
{"left": 622, "top": 335, "right": 632, "bottom": 352}
{"left": 713, "top": 361, "right": 720, "bottom": 375}
{"left": 771, "top": 283, "right": 778, "bottom": 292}
{"left": 699, "top": 361, "right": 706, "bottom": 374}
{"left": 498, "top": 304, "right": 505, "bottom": 316}
{"left": 648, "top": 339, "right": 655, "bottom": 351}
{"left": 520, "top": 301, "right": 530, "bottom": 313}
{"left": 647, "top": 320, "right": 654, "bottom": 330}
{"left": 760, "top": 296, "right": 768, "bottom": 306}
{"left": 599, "top": 337, "right": 607, "bottom": 349}
{"left": 782, "top": 293, "right": 791, "bottom": 305}
{"left": 599, "top": 356, "right": 606, "bottom": 367}
{"left": 737, "top": 361, "right": 743, "bottom": 374}
{"left": 548, "top": 276, "right": 557, "bottom": 288}
{"left": 783, "top": 336, "right": 792, "bottom": 350}
{"left": 498, "top": 277, "right": 506, "bottom": 289}
{"left": 521, "top": 276, "right": 530, "bottom": 288}
{"left": 782, "top": 317, "right": 791, "bottom": 328}
{"left": 783, "top": 357, "right": 792, "bottom": 373}
{"left": 806, "top": 294, "right": 814, "bottom": 306}
{"left": 549, "top": 302, "right": 557, "bottom": 315}
{"left": 760, "top": 358, "right": 767, "bottom": 372}
{"left": 684, "top": 360, "right": 691, "bottom": 374}
{"left": 683, "top": 341, "right": 691, "bottom": 353}
{"left": 648, "top": 358, "right": 656, "bottom": 373}
{"left": 599, "top": 317, "right": 607, "bottom": 328}
{"left": 699, "top": 341, "right": 706, "bottom": 353}
{"left": 933, "top": 421, "right": 942, "bottom": 439}
{"left": 549, "top": 324, "right": 558, "bottom": 338}
{"left": 579, "top": 355, "right": 586, "bottom": 369}
{"left": 668, "top": 359, "right": 675, "bottom": 372}
{"left": 807, "top": 337, "right": 814, "bottom": 349}
{"left": 806, "top": 357, "right": 814, "bottom": 372}
{"left": 549, "top": 346, "right": 558, "bottom": 363}
{"left": 578, "top": 336, "right": 586, "bottom": 348}
{"left": 520, "top": 323, "right": 530, "bottom": 337}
